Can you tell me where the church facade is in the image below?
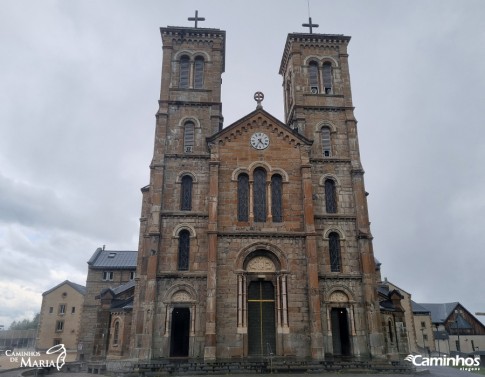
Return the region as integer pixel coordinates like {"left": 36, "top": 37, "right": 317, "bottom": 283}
{"left": 125, "top": 22, "right": 391, "bottom": 362}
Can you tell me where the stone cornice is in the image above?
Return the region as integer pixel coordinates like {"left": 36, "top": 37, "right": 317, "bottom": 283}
{"left": 160, "top": 211, "right": 209, "bottom": 218}
{"left": 319, "top": 274, "right": 363, "bottom": 280}
{"left": 163, "top": 154, "right": 210, "bottom": 160}
{"left": 315, "top": 215, "right": 357, "bottom": 221}
{"left": 217, "top": 231, "right": 307, "bottom": 239}
{"left": 310, "top": 157, "right": 352, "bottom": 164}
{"left": 157, "top": 271, "right": 207, "bottom": 279}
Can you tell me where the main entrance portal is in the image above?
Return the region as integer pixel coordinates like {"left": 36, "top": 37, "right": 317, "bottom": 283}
{"left": 247, "top": 281, "right": 276, "bottom": 356}
{"left": 170, "top": 308, "right": 190, "bottom": 357}
{"left": 331, "top": 308, "right": 351, "bottom": 356}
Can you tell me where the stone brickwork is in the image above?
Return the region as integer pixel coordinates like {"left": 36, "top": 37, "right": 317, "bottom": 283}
{"left": 129, "top": 26, "right": 389, "bottom": 362}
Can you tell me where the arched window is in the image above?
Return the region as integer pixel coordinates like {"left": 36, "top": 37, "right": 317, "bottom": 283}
{"left": 180, "top": 175, "right": 193, "bottom": 211}
{"left": 113, "top": 321, "right": 120, "bottom": 346}
{"left": 184, "top": 121, "right": 195, "bottom": 153}
{"left": 388, "top": 320, "right": 394, "bottom": 343}
{"left": 323, "top": 63, "right": 332, "bottom": 94}
{"left": 325, "top": 179, "right": 337, "bottom": 213}
{"left": 178, "top": 230, "right": 190, "bottom": 271}
{"left": 271, "top": 174, "right": 282, "bottom": 222}
{"left": 309, "top": 61, "right": 320, "bottom": 93}
{"left": 179, "top": 55, "right": 190, "bottom": 88}
{"left": 321, "top": 127, "right": 331, "bottom": 157}
{"left": 253, "top": 168, "right": 267, "bottom": 222}
{"left": 193, "top": 57, "right": 204, "bottom": 89}
{"left": 237, "top": 173, "right": 249, "bottom": 221}
{"left": 329, "top": 232, "right": 341, "bottom": 272}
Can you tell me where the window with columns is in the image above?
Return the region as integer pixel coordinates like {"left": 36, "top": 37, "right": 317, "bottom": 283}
{"left": 178, "top": 55, "right": 205, "bottom": 89}
{"left": 193, "top": 57, "right": 204, "bottom": 89}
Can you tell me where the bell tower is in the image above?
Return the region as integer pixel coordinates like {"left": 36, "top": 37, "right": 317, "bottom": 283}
{"left": 279, "top": 28, "right": 385, "bottom": 357}
{"left": 131, "top": 16, "right": 226, "bottom": 360}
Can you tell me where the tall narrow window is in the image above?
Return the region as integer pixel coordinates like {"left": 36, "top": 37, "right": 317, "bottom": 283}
{"left": 237, "top": 173, "right": 249, "bottom": 221}
{"left": 309, "top": 61, "right": 320, "bottom": 93}
{"left": 193, "top": 57, "right": 204, "bottom": 89}
{"left": 113, "top": 321, "right": 120, "bottom": 346}
{"left": 271, "top": 174, "right": 282, "bottom": 222}
{"left": 179, "top": 55, "right": 190, "bottom": 88}
{"left": 253, "top": 168, "right": 267, "bottom": 222}
{"left": 388, "top": 320, "right": 394, "bottom": 343}
{"left": 329, "top": 232, "right": 341, "bottom": 272}
{"left": 322, "top": 127, "right": 331, "bottom": 157}
{"left": 323, "top": 63, "right": 332, "bottom": 94}
{"left": 180, "top": 175, "right": 193, "bottom": 211}
{"left": 178, "top": 230, "right": 190, "bottom": 271}
{"left": 325, "top": 179, "right": 337, "bottom": 213}
{"left": 184, "top": 121, "right": 195, "bottom": 153}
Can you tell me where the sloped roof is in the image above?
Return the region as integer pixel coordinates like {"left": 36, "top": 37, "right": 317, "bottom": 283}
{"left": 411, "top": 301, "right": 431, "bottom": 314}
{"left": 42, "top": 280, "right": 86, "bottom": 296}
{"left": 418, "top": 302, "right": 460, "bottom": 323}
{"left": 207, "top": 107, "right": 312, "bottom": 147}
{"left": 88, "top": 248, "right": 137, "bottom": 269}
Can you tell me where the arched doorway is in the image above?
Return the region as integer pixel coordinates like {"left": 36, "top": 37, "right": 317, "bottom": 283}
{"left": 330, "top": 308, "right": 351, "bottom": 356}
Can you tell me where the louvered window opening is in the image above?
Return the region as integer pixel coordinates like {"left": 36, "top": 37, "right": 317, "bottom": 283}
{"left": 309, "top": 62, "right": 319, "bottom": 92}
{"left": 179, "top": 56, "right": 190, "bottom": 88}
{"left": 237, "top": 174, "right": 249, "bottom": 221}
{"left": 271, "top": 174, "right": 282, "bottom": 222}
{"left": 194, "top": 57, "right": 204, "bottom": 89}
{"left": 253, "top": 168, "right": 267, "bottom": 222}
{"left": 181, "top": 175, "right": 192, "bottom": 211}
{"left": 329, "top": 232, "right": 341, "bottom": 272}
{"left": 178, "top": 230, "right": 190, "bottom": 271}
{"left": 323, "top": 63, "right": 332, "bottom": 94}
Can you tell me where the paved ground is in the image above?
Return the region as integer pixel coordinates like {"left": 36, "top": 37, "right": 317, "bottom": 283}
{"left": 1, "top": 367, "right": 484, "bottom": 377}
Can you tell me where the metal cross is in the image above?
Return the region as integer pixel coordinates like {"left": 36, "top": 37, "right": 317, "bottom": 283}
{"left": 254, "top": 91, "right": 264, "bottom": 108}
{"left": 188, "top": 10, "right": 205, "bottom": 28}
{"left": 302, "top": 17, "right": 319, "bottom": 34}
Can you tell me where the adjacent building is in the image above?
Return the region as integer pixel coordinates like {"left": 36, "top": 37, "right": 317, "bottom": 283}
{"left": 36, "top": 280, "right": 86, "bottom": 351}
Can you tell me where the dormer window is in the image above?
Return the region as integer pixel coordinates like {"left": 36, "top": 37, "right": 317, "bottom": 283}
{"left": 108, "top": 252, "right": 117, "bottom": 258}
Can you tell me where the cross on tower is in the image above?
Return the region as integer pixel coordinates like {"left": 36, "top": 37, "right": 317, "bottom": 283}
{"left": 188, "top": 10, "right": 205, "bottom": 28}
{"left": 302, "top": 17, "right": 319, "bottom": 34}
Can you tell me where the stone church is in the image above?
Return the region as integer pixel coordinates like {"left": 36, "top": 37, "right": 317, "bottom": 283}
{"left": 81, "top": 19, "right": 411, "bottom": 363}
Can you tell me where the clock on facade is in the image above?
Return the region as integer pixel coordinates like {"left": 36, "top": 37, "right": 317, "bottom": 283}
{"left": 250, "top": 132, "right": 270, "bottom": 150}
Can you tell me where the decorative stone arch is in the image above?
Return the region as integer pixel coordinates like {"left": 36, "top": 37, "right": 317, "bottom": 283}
{"left": 248, "top": 161, "right": 272, "bottom": 176}
{"left": 323, "top": 227, "right": 346, "bottom": 241}
{"left": 163, "top": 283, "right": 198, "bottom": 304}
{"left": 172, "top": 224, "right": 197, "bottom": 238}
{"left": 315, "top": 120, "right": 337, "bottom": 134}
{"left": 319, "top": 174, "right": 342, "bottom": 188}
{"left": 235, "top": 242, "right": 288, "bottom": 272}
{"left": 173, "top": 50, "right": 211, "bottom": 62}
{"left": 231, "top": 167, "right": 250, "bottom": 181}
{"left": 326, "top": 286, "right": 355, "bottom": 303}
{"left": 303, "top": 55, "right": 339, "bottom": 67}
{"left": 179, "top": 116, "right": 202, "bottom": 129}
{"left": 270, "top": 168, "right": 289, "bottom": 182}
{"left": 176, "top": 171, "right": 198, "bottom": 183}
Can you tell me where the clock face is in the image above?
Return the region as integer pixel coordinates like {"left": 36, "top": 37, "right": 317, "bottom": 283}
{"left": 250, "top": 132, "right": 270, "bottom": 150}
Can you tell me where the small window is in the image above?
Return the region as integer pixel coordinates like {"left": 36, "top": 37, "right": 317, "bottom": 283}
{"left": 113, "top": 321, "right": 120, "bottom": 346}
{"left": 71, "top": 307, "right": 76, "bottom": 314}
{"left": 103, "top": 271, "right": 114, "bottom": 281}
{"left": 179, "top": 56, "right": 190, "bottom": 88}
{"left": 49, "top": 307, "right": 53, "bottom": 314}
{"left": 56, "top": 320, "right": 64, "bottom": 332}
{"left": 421, "top": 321, "right": 426, "bottom": 328}
{"left": 308, "top": 61, "right": 319, "bottom": 93}
{"left": 423, "top": 334, "right": 428, "bottom": 341}
{"left": 184, "top": 121, "right": 195, "bottom": 153}
{"left": 130, "top": 271, "right": 136, "bottom": 280}
{"left": 329, "top": 232, "right": 341, "bottom": 272}
{"left": 388, "top": 320, "right": 394, "bottom": 343}
{"left": 58, "top": 304, "right": 66, "bottom": 315}
{"left": 108, "top": 252, "right": 117, "bottom": 258}
{"left": 237, "top": 174, "right": 249, "bottom": 221}
{"left": 178, "top": 230, "right": 190, "bottom": 271}
{"left": 325, "top": 179, "right": 337, "bottom": 213}
{"left": 180, "top": 175, "right": 193, "bottom": 211}
{"left": 53, "top": 338, "right": 62, "bottom": 346}
{"left": 321, "top": 127, "right": 331, "bottom": 157}
{"left": 193, "top": 57, "right": 204, "bottom": 89}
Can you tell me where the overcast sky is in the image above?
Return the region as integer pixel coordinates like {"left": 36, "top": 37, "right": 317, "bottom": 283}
{"left": 1, "top": 0, "right": 484, "bottom": 328}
